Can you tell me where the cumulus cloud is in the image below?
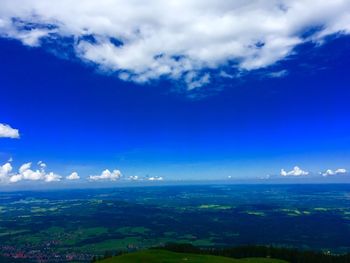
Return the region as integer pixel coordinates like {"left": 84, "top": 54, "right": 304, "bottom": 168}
{"left": 321, "top": 168, "right": 347, "bottom": 176}
{"left": 8, "top": 174, "right": 23, "bottom": 183}
{"left": 281, "top": 166, "right": 309, "bottom": 176}
{"left": 89, "top": 169, "right": 122, "bottom": 181}
{"left": 9, "top": 162, "right": 62, "bottom": 182}
{"left": 66, "top": 171, "right": 80, "bottom": 180}
{"left": 0, "top": 162, "right": 13, "bottom": 182}
{"left": 1, "top": 1, "right": 350, "bottom": 88}
{"left": 16, "top": 162, "right": 44, "bottom": 181}
{"left": 0, "top": 161, "right": 63, "bottom": 183}
{"left": 0, "top": 123, "right": 20, "bottom": 138}
{"left": 0, "top": 160, "right": 123, "bottom": 184}
{"left": 44, "top": 172, "right": 62, "bottom": 182}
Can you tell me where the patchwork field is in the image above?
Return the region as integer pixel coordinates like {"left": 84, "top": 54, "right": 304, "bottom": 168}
{"left": 1, "top": 184, "right": 350, "bottom": 262}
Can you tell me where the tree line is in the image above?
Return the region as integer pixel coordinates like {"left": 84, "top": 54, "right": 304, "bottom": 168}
{"left": 158, "top": 243, "right": 350, "bottom": 263}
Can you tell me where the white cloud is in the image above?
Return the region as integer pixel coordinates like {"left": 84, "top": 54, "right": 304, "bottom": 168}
{"left": 321, "top": 168, "right": 347, "bottom": 176}
{"left": 44, "top": 172, "right": 62, "bottom": 182}
{"left": 9, "top": 174, "right": 23, "bottom": 183}
{"left": 14, "top": 162, "right": 45, "bottom": 181}
{"left": 0, "top": 162, "right": 13, "bottom": 182}
{"left": 0, "top": 161, "right": 63, "bottom": 183}
{"left": 1, "top": 160, "right": 123, "bottom": 184}
{"left": 128, "top": 175, "right": 139, "bottom": 181}
{"left": 281, "top": 166, "right": 309, "bottom": 176}
{"left": 37, "top": 161, "right": 47, "bottom": 168}
{"left": 336, "top": 168, "right": 347, "bottom": 174}
{"left": 89, "top": 169, "right": 122, "bottom": 181}
{"left": 148, "top": 176, "right": 164, "bottom": 181}
{"left": 66, "top": 171, "right": 80, "bottom": 180}
{"left": 0, "top": 123, "right": 20, "bottom": 138}
{"left": 127, "top": 175, "right": 164, "bottom": 181}
{"left": 1, "top": 1, "right": 350, "bottom": 88}
{"left": 20, "top": 163, "right": 41, "bottom": 179}
{"left": 186, "top": 73, "right": 210, "bottom": 90}
{"left": 268, "top": 69, "right": 288, "bottom": 78}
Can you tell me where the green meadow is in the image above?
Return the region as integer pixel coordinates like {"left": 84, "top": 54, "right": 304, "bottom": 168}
{"left": 98, "top": 250, "right": 287, "bottom": 263}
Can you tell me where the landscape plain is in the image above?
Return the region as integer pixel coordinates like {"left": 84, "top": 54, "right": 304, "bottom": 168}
{"left": 1, "top": 184, "right": 350, "bottom": 261}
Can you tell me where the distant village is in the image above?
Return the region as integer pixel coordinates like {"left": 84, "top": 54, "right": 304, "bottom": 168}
{"left": 0, "top": 244, "right": 94, "bottom": 262}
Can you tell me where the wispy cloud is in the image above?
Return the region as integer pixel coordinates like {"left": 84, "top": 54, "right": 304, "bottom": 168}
{"left": 1, "top": 1, "right": 350, "bottom": 88}
{"left": 268, "top": 69, "right": 289, "bottom": 78}
{"left": 128, "top": 176, "right": 139, "bottom": 181}
{"left": 0, "top": 123, "right": 20, "bottom": 139}
{"left": 321, "top": 168, "right": 347, "bottom": 176}
{"left": 148, "top": 176, "right": 164, "bottom": 181}
{"left": 127, "top": 175, "right": 164, "bottom": 181}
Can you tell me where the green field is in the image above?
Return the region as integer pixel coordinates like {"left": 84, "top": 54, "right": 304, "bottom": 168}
{"left": 98, "top": 249, "right": 288, "bottom": 263}
{"left": 2, "top": 185, "right": 350, "bottom": 260}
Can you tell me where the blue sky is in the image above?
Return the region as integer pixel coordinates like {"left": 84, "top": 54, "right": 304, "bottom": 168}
{"left": 1, "top": 1, "right": 350, "bottom": 186}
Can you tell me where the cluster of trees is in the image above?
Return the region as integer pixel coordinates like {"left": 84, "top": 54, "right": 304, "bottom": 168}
{"left": 159, "top": 243, "right": 350, "bottom": 263}
{"left": 91, "top": 243, "right": 350, "bottom": 263}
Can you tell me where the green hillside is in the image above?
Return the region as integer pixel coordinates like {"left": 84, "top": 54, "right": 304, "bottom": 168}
{"left": 98, "top": 249, "right": 288, "bottom": 263}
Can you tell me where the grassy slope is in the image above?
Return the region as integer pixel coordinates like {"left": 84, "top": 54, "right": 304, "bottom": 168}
{"left": 99, "top": 249, "right": 288, "bottom": 263}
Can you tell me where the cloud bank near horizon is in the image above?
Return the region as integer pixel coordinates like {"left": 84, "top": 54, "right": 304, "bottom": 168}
{"left": 279, "top": 166, "right": 348, "bottom": 177}
{"left": 0, "top": 159, "right": 169, "bottom": 185}
{"left": 1, "top": 0, "right": 350, "bottom": 88}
